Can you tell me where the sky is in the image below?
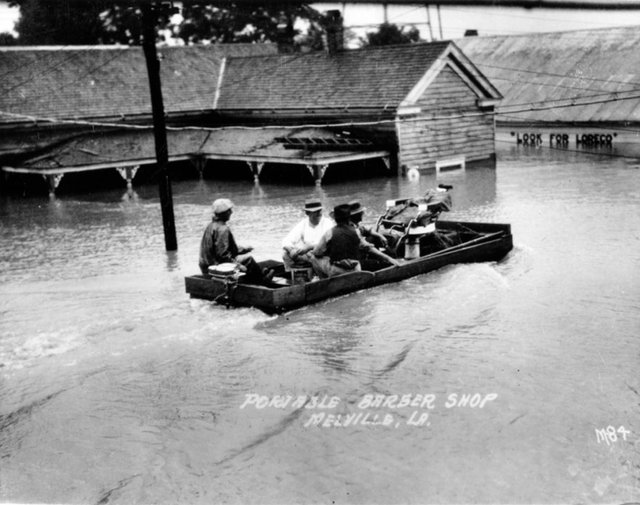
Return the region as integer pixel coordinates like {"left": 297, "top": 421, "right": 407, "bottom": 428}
{"left": 1, "top": 1, "right": 640, "bottom": 40}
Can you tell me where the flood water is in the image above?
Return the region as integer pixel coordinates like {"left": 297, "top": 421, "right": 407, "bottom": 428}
{"left": 1, "top": 147, "right": 639, "bottom": 504}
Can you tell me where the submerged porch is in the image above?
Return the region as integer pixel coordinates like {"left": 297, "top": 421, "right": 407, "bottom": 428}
{"left": 1, "top": 126, "right": 392, "bottom": 196}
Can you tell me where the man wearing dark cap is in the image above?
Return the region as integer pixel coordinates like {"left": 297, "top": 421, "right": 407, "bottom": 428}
{"left": 281, "top": 199, "right": 334, "bottom": 271}
{"left": 348, "top": 200, "right": 389, "bottom": 250}
{"left": 312, "top": 204, "right": 399, "bottom": 278}
{"left": 199, "top": 198, "right": 273, "bottom": 285}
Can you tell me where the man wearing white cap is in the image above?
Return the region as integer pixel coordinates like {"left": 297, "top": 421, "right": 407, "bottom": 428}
{"left": 199, "top": 198, "right": 273, "bottom": 284}
{"left": 282, "top": 199, "right": 334, "bottom": 271}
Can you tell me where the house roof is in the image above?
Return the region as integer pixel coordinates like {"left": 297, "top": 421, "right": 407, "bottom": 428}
{"left": 1, "top": 39, "right": 502, "bottom": 130}
{"left": 217, "top": 40, "right": 499, "bottom": 111}
{"left": 457, "top": 26, "right": 640, "bottom": 123}
{"left": 0, "top": 43, "right": 277, "bottom": 126}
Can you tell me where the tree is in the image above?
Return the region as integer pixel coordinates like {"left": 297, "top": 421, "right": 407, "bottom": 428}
{"left": 100, "top": 4, "right": 167, "bottom": 46}
{"left": 11, "top": 0, "right": 110, "bottom": 45}
{"left": 0, "top": 32, "right": 18, "bottom": 45}
{"left": 175, "top": 4, "right": 315, "bottom": 46}
{"left": 9, "top": 0, "right": 174, "bottom": 45}
{"left": 8, "top": 1, "right": 321, "bottom": 48}
{"left": 362, "top": 23, "right": 421, "bottom": 47}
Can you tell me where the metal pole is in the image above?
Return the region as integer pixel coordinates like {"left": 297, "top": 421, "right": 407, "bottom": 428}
{"left": 141, "top": 3, "right": 177, "bottom": 251}
{"left": 425, "top": 3, "right": 434, "bottom": 41}
{"left": 437, "top": 4, "right": 443, "bottom": 39}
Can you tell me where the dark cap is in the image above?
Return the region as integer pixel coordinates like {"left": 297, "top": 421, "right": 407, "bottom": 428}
{"left": 348, "top": 200, "right": 365, "bottom": 216}
{"left": 333, "top": 204, "right": 352, "bottom": 224}
{"left": 304, "top": 200, "right": 323, "bottom": 213}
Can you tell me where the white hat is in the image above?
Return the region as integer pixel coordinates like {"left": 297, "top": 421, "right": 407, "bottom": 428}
{"left": 212, "top": 198, "right": 233, "bottom": 215}
{"left": 304, "top": 199, "right": 323, "bottom": 213}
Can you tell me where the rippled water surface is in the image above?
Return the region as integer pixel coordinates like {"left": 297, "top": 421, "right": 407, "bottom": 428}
{"left": 1, "top": 148, "right": 639, "bottom": 504}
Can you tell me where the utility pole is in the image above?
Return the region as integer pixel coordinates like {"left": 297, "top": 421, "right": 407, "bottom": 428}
{"left": 424, "top": 3, "right": 434, "bottom": 41}
{"left": 141, "top": 2, "right": 178, "bottom": 251}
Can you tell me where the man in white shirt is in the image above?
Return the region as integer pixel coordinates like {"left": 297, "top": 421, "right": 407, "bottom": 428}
{"left": 282, "top": 199, "right": 334, "bottom": 271}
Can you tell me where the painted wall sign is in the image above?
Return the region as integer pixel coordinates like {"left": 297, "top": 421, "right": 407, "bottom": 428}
{"left": 510, "top": 132, "right": 617, "bottom": 146}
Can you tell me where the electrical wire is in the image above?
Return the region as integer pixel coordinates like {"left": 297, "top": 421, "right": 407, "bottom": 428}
{"left": 2, "top": 50, "right": 89, "bottom": 95}
{"left": 0, "top": 43, "right": 81, "bottom": 81}
{"left": 4, "top": 34, "right": 640, "bottom": 138}
{"left": 475, "top": 62, "right": 640, "bottom": 90}
{"left": 443, "top": 4, "right": 638, "bottom": 27}
{"left": 3, "top": 85, "right": 640, "bottom": 133}
{"left": 484, "top": 75, "right": 632, "bottom": 96}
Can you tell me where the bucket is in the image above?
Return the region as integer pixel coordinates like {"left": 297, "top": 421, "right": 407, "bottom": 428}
{"left": 291, "top": 267, "right": 312, "bottom": 284}
{"left": 404, "top": 239, "right": 421, "bottom": 259}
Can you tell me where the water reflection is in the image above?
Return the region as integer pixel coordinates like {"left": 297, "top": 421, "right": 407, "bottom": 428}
{"left": 121, "top": 188, "right": 139, "bottom": 201}
{"left": 165, "top": 251, "right": 180, "bottom": 272}
{"left": 1, "top": 150, "right": 639, "bottom": 504}
{"left": 437, "top": 164, "right": 497, "bottom": 211}
{"left": 250, "top": 181, "right": 265, "bottom": 199}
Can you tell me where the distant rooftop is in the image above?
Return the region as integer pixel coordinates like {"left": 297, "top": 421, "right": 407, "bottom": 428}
{"left": 457, "top": 25, "right": 640, "bottom": 123}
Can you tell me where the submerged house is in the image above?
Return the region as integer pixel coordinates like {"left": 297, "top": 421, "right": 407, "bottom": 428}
{"left": 216, "top": 40, "right": 502, "bottom": 174}
{"left": 0, "top": 36, "right": 501, "bottom": 194}
{"left": 457, "top": 26, "right": 640, "bottom": 156}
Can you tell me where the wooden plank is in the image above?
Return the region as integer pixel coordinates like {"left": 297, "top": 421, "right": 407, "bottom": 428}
{"left": 374, "top": 233, "right": 512, "bottom": 285}
{"left": 272, "top": 284, "right": 306, "bottom": 311}
{"left": 184, "top": 275, "right": 226, "bottom": 301}
{"left": 304, "top": 271, "right": 375, "bottom": 304}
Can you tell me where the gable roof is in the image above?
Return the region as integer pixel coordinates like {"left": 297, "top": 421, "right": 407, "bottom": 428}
{"left": 217, "top": 40, "right": 499, "bottom": 111}
{"left": 0, "top": 43, "right": 277, "bottom": 126}
{"left": 457, "top": 26, "right": 640, "bottom": 123}
{"left": 0, "top": 40, "right": 499, "bottom": 128}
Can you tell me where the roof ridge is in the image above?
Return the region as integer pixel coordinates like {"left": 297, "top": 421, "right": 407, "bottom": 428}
{"left": 0, "top": 45, "right": 131, "bottom": 51}
{"left": 224, "top": 39, "right": 453, "bottom": 63}
{"left": 458, "top": 24, "right": 640, "bottom": 41}
{"left": 0, "top": 42, "right": 277, "bottom": 52}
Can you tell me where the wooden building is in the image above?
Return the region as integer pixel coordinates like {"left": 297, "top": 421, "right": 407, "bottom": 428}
{"left": 0, "top": 39, "right": 501, "bottom": 194}
{"left": 457, "top": 26, "right": 640, "bottom": 157}
{"left": 215, "top": 40, "right": 502, "bottom": 172}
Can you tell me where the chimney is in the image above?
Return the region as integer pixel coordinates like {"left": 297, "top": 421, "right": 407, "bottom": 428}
{"left": 276, "top": 13, "right": 295, "bottom": 54}
{"left": 321, "top": 10, "right": 344, "bottom": 55}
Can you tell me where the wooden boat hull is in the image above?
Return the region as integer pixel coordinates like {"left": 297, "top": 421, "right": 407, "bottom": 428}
{"left": 185, "top": 220, "right": 513, "bottom": 313}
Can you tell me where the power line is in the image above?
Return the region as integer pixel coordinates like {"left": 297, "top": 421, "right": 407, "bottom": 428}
{"left": 2, "top": 50, "right": 87, "bottom": 94}
{"left": 484, "top": 74, "right": 640, "bottom": 100}
{"left": 476, "top": 62, "right": 640, "bottom": 90}
{"left": 500, "top": 89, "right": 640, "bottom": 111}
{"left": 444, "top": 4, "right": 639, "bottom": 26}
{"left": 0, "top": 44, "right": 81, "bottom": 81}
{"left": 3, "top": 86, "right": 640, "bottom": 132}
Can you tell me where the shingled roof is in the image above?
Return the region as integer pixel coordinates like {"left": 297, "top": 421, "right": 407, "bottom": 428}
{"left": 1, "top": 40, "right": 499, "bottom": 128}
{"left": 0, "top": 43, "right": 277, "bottom": 126}
{"left": 217, "top": 41, "right": 457, "bottom": 111}
{"left": 457, "top": 26, "right": 640, "bottom": 123}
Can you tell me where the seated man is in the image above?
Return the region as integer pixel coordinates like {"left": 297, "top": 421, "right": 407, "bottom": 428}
{"left": 311, "top": 204, "right": 399, "bottom": 278}
{"left": 348, "top": 200, "right": 389, "bottom": 250}
{"left": 282, "top": 199, "right": 334, "bottom": 271}
{"left": 199, "top": 198, "right": 273, "bottom": 285}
